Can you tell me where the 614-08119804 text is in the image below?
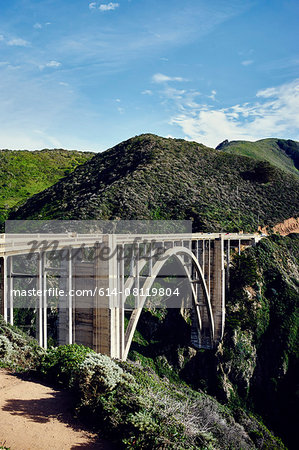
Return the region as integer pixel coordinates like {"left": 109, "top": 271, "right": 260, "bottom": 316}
{"left": 96, "top": 287, "right": 180, "bottom": 297}
{"left": 10, "top": 287, "right": 181, "bottom": 298}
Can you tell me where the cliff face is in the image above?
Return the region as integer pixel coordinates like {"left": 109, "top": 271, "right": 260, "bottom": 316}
{"left": 127, "top": 234, "right": 298, "bottom": 448}
{"left": 9, "top": 134, "right": 299, "bottom": 232}
{"left": 220, "top": 234, "right": 299, "bottom": 448}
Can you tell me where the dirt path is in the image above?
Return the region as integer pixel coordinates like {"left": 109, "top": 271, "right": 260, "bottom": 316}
{"left": 0, "top": 369, "right": 115, "bottom": 450}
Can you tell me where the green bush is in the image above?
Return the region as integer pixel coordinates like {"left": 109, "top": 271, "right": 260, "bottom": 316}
{"left": 0, "top": 314, "right": 45, "bottom": 371}
{"left": 39, "top": 343, "right": 94, "bottom": 387}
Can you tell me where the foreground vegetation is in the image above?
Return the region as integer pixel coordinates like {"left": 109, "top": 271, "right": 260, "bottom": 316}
{"left": 0, "top": 321, "right": 285, "bottom": 449}
{"left": 0, "top": 315, "right": 45, "bottom": 371}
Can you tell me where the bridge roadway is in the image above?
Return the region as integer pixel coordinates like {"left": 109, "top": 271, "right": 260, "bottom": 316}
{"left": 0, "top": 232, "right": 259, "bottom": 255}
{"left": 0, "top": 232, "right": 261, "bottom": 360}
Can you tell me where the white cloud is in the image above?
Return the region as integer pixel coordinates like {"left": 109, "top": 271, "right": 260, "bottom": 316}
{"left": 208, "top": 89, "right": 217, "bottom": 100}
{"left": 162, "top": 87, "right": 186, "bottom": 100}
{"left": 170, "top": 79, "right": 299, "bottom": 147}
{"left": 46, "top": 60, "right": 61, "bottom": 67}
{"left": 152, "top": 73, "right": 186, "bottom": 83}
{"left": 89, "top": 2, "right": 97, "bottom": 9}
{"left": 242, "top": 60, "right": 253, "bottom": 66}
{"left": 39, "top": 60, "right": 62, "bottom": 70}
{"left": 141, "top": 89, "right": 153, "bottom": 95}
{"left": 161, "top": 87, "right": 201, "bottom": 110}
{"left": 99, "top": 2, "right": 119, "bottom": 11}
{"left": 7, "top": 38, "right": 30, "bottom": 47}
{"left": 33, "top": 23, "right": 42, "bottom": 29}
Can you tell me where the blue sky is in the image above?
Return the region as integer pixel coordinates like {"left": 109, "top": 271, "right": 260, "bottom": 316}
{"left": 0, "top": 0, "right": 298, "bottom": 151}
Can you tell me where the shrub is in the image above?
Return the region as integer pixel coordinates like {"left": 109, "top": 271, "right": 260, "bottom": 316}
{"left": 39, "top": 343, "right": 93, "bottom": 387}
{"left": 0, "top": 314, "right": 44, "bottom": 371}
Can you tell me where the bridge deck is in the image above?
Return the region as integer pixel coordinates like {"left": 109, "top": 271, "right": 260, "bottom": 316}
{"left": 0, "top": 232, "right": 260, "bottom": 257}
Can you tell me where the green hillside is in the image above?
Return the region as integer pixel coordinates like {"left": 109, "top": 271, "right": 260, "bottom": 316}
{"left": 216, "top": 138, "right": 299, "bottom": 177}
{"left": 10, "top": 134, "right": 299, "bottom": 232}
{"left": 0, "top": 148, "right": 94, "bottom": 223}
{"left": 128, "top": 233, "right": 299, "bottom": 448}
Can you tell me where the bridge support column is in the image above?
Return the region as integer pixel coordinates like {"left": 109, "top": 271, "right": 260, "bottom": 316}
{"left": 210, "top": 237, "right": 225, "bottom": 344}
{"left": 0, "top": 257, "right": 5, "bottom": 320}
{"left": 93, "top": 236, "right": 122, "bottom": 358}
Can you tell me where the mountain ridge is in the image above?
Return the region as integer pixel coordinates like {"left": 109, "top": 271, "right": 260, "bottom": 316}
{"left": 9, "top": 134, "right": 299, "bottom": 232}
{"left": 216, "top": 138, "right": 299, "bottom": 176}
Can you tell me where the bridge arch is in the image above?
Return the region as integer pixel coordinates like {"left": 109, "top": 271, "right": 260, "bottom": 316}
{"left": 123, "top": 246, "right": 214, "bottom": 360}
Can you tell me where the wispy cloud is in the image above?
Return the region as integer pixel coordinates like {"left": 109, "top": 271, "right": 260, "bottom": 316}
{"left": 33, "top": 23, "right": 42, "bottom": 29}
{"left": 39, "top": 60, "right": 62, "bottom": 70}
{"left": 260, "top": 56, "right": 299, "bottom": 72}
{"left": 208, "top": 89, "right": 217, "bottom": 100}
{"left": 242, "top": 59, "right": 253, "bottom": 66}
{"left": 99, "top": 2, "right": 119, "bottom": 11}
{"left": 170, "top": 79, "right": 299, "bottom": 147}
{"left": 7, "top": 38, "right": 30, "bottom": 47}
{"left": 46, "top": 60, "right": 61, "bottom": 67}
{"left": 152, "top": 73, "right": 186, "bottom": 83}
{"left": 47, "top": 2, "right": 253, "bottom": 80}
{"left": 142, "top": 89, "right": 153, "bottom": 95}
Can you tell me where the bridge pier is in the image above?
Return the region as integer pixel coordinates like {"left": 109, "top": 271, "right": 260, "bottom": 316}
{"left": 210, "top": 237, "right": 225, "bottom": 343}
{"left": 92, "top": 237, "right": 122, "bottom": 358}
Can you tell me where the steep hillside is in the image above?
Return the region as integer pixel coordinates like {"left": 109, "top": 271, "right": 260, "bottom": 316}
{"left": 219, "top": 233, "right": 299, "bottom": 448}
{"left": 216, "top": 138, "right": 299, "bottom": 177}
{"left": 9, "top": 134, "right": 299, "bottom": 232}
{"left": 127, "top": 234, "right": 299, "bottom": 448}
{"left": 0, "top": 148, "right": 94, "bottom": 223}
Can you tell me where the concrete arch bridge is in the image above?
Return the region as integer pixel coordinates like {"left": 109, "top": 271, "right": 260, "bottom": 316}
{"left": 0, "top": 232, "right": 260, "bottom": 360}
